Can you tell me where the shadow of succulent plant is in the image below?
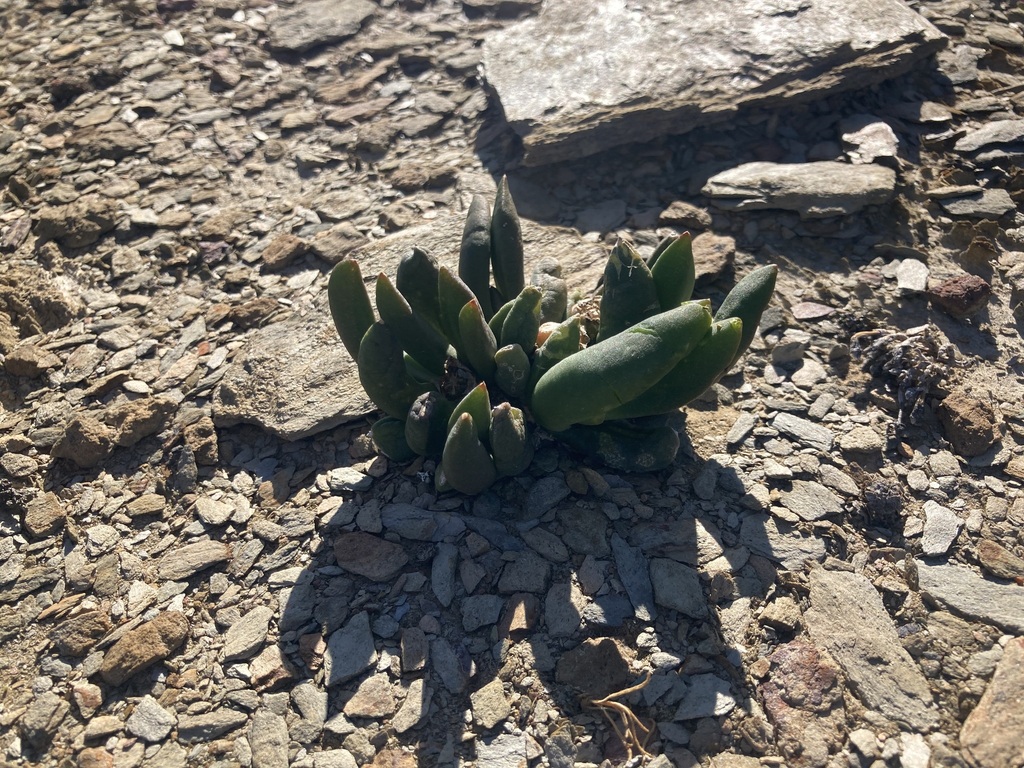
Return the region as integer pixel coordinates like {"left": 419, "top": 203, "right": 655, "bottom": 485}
{"left": 328, "top": 177, "right": 777, "bottom": 494}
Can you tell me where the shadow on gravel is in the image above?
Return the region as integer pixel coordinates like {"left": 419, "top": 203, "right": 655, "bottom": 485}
{"left": 274, "top": 418, "right": 784, "bottom": 766}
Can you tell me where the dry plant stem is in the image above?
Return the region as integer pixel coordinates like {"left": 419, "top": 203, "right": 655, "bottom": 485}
{"left": 584, "top": 671, "right": 655, "bottom": 761}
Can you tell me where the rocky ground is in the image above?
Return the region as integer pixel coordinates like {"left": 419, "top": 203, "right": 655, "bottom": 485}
{"left": 2, "top": 0, "right": 1024, "bottom": 767}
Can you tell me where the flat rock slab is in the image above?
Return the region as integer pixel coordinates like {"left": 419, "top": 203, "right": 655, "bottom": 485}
{"left": 954, "top": 118, "right": 1024, "bottom": 152}
{"left": 703, "top": 161, "right": 897, "bottom": 219}
{"left": 211, "top": 297, "right": 373, "bottom": 440}
{"left": 334, "top": 531, "right": 409, "bottom": 581}
{"left": 325, "top": 611, "right": 377, "bottom": 686}
{"left": 482, "top": 0, "right": 944, "bottom": 165}
{"left": 938, "top": 188, "right": 1016, "bottom": 219}
{"left": 915, "top": 560, "right": 1024, "bottom": 634}
{"left": 740, "top": 513, "right": 827, "bottom": 570}
{"left": 804, "top": 569, "right": 938, "bottom": 730}
{"left": 267, "top": 0, "right": 375, "bottom": 54}
{"left": 674, "top": 673, "right": 737, "bottom": 720}
{"left": 213, "top": 204, "right": 604, "bottom": 440}
{"left": 959, "top": 636, "right": 1024, "bottom": 768}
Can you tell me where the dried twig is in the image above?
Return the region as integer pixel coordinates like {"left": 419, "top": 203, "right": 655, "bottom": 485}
{"left": 583, "top": 671, "right": 656, "bottom": 761}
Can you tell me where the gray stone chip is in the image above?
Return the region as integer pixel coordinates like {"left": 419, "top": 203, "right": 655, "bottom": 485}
{"left": 915, "top": 560, "right": 1024, "bottom": 633}
{"left": 267, "top": 0, "right": 376, "bottom": 53}
{"left": 703, "top": 161, "right": 896, "bottom": 218}
{"left": 325, "top": 611, "right": 377, "bottom": 686}
{"left": 805, "top": 569, "right": 937, "bottom": 730}
{"left": 772, "top": 413, "right": 835, "bottom": 451}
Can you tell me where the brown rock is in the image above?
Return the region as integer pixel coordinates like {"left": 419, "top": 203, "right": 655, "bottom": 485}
{"left": 23, "top": 491, "right": 66, "bottom": 537}
{"left": 280, "top": 111, "right": 319, "bottom": 131}
{"left": 692, "top": 232, "right": 735, "bottom": 281}
{"left": 4, "top": 344, "right": 61, "bottom": 377}
{"left": 498, "top": 593, "right": 540, "bottom": 639}
{"left": 198, "top": 208, "right": 252, "bottom": 240}
{"left": 555, "top": 637, "right": 634, "bottom": 699}
{"left": 299, "top": 633, "right": 327, "bottom": 672}
{"left": 107, "top": 396, "right": 177, "bottom": 448}
{"left": 765, "top": 640, "right": 842, "bottom": 712}
{"left": 51, "top": 413, "right": 116, "bottom": 468}
{"left": 369, "top": 751, "right": 418, "bottom": 768}
{"left": 78, "top": 747, "right": 115, "bottom": 768}
{"left": 250, "top": 644, "right": 300, "bottom": 691}
{"left": 1005, "top": 456, "right": 1024, "bottom": 481}
{"left": 961, "top": 637, "right": 1024, "bottom": 768}
{"left": 928, "top": 274, "right": 992, "bottom": 317}
{"left": 760, "top": 640, "right": 845, "bottom": 767}
{"left": 977, "top": 539, "right": 1024, "bottom": 581}
{"left": 399, "top": 627, "right": 428, "bottom": 673}
{"left": 52, "top": 611, "right": 113, "bottom": 657}
{"left": 67, "top": 124, "right": 148, "bottom": 161}
{"left": 228, "top": 297, "right": 283, "bottom": 328}
{"left": 938, "top": 389, "right": 999, "bottom": 458}
{"left": 309, "top": 222, "right": 368, "bottom": 264}
{"left": 390, "top": 164, "right": 457, "bottom": 192}
{"left": 72, "top": 682, "right": 103, "bottom": 718}
{"left": 183, "top": 416, "right": 219, "bottom": 465}
{"left": 1, "top": 215, "right": 31, "bottom": 252}
{"left": 659, "top": 200, "right": 713, "bottom": 229}
{"left": 124, "top": 493, "right": 166, "bottom": 518}
{"left": 34, "top": 196, "right": 118, "bottom": 248}
{"left": 463, "top": 0, "right": 542, "bottom": 15}
{"left": 261, "top": 233, "right": 308, "bottom": 271}
{"left": 98, "top": 612, "right": 189, "bottom": 686}
{"left": 343, "top": 673, "right": 397, "bottom": 717}
{"left": 0, "top": 265, "right": 84, "bottom": 349}
{"left": 334, "top": 532, "right": 409, "bottom": 581}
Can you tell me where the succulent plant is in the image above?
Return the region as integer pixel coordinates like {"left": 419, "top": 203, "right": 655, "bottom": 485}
{"left": 329, "top": 176, "right": 777, "bottom": 494}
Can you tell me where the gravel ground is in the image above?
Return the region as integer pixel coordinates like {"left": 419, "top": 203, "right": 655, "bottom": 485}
{"left": 2, "top": 1, "right": 1024, "bottom": 767}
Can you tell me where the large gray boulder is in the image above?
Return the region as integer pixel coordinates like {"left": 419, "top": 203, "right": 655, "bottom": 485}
{"left": 483, "top": 0, "right": 945, "bottom": 165}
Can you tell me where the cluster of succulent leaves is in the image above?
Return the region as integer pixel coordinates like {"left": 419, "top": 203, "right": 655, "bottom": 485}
{"left": 329, "top": 177, "right": 777, "bottom": 495}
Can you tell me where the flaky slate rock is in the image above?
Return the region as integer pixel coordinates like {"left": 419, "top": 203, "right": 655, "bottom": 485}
{"left": 325, "top": 611, "right": 377, "bottom": 686}
{"left": 334, "top": 531, "right": 408, "bottom": 581}
{"left": 610, "top": 533, "right": 656, "bottom": 622}
{"left": 267, "top": 0, "right": 375, "bottom": 53}
{"left": 703, "top": 161, "right": 896, "bottom": 218}
{"left": 650, "top": 558, "right": 708, "bottom": 619}
{"left": 960, "top": 636, "right": 1024, "bottom": 768}
{"left": 156, "top": 540, "right": 231, "bottom": 581}
{"left": 674, "top": 674, "right": 737, "bottom": 720}
{"left": 804, "top": 569, "right": 938, "bottom": 730}
{"left": 954, "top": 119, "right": 1024, "bottom": 153}
{"left": 915, "top": 560, "right": 1024, "bottom": 633}
{"left": 250, "top": 710, "right": 290, "bottom": 768}
{"left": 483, "top": 0, "right": 944, "bottom": 165}
{"left": 212, "top": 297, "right": 372, "bottom": 440}
{"left": 938, "top": 189, "right": 1016, "bottom": 219}
{"left": 98, "top": 611, "right": 190, "bottom": 686}
{"left": 20, "top": 691, "right": 69, "bottom": 752}
{"left": 221, "top": 606, "right": 274, "bottom": 661}
{"left": 780, "top": 480, "right": 844, "bottom": 521}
